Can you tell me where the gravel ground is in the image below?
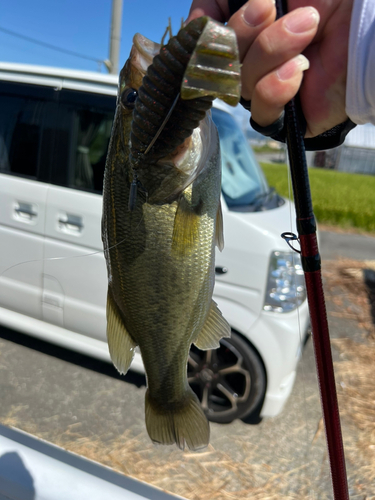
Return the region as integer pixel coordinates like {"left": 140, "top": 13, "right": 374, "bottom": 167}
{"left": 0, "top": 327, "right": 329, "bottom": 499}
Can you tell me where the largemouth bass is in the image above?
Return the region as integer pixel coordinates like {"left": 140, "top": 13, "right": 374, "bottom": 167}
{"left": 102, "top": 17, "right": 240, "bottom": 450}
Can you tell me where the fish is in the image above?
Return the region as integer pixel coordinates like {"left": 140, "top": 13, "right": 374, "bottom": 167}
{"left": 102, "top": 17, "right": 240, "bottom": 451}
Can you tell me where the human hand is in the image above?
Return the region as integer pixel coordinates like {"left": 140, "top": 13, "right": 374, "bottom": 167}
{"left": 187, "top": 0, "right": 353, "bottom": 138}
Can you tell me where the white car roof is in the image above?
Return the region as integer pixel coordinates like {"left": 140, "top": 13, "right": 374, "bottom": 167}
{"left": 0, "top": 62, "right": 118, "bottom": 83}
{"left": 0, "top": 62, "right": 239, "bottom": 113}
{"left": 0, "top": 62, "right": 119, "bottom": 96}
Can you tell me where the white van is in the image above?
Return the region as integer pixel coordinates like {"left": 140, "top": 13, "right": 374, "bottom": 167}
{"left": 0, "top": 63, "right": 310, "bottom": 424}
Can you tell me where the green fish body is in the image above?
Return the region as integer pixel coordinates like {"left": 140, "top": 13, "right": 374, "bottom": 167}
{"left": 102, "top": 26, "right": 232, "bottom": 451}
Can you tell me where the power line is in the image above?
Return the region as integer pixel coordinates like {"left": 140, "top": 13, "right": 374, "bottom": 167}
{"left": 0, "top": 25, "right": 104, "bottom": 64}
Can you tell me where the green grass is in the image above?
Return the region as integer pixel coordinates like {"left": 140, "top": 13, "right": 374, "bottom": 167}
{"left": 252, "top": 144, "right": 282, "bottom": 154}
{"left": 261, "top": 163, "right": 375, "bottom": 233}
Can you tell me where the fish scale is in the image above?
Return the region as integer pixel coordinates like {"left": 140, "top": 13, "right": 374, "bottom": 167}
{"left": 102, "top": 17, "right": 240, "bottom": 450}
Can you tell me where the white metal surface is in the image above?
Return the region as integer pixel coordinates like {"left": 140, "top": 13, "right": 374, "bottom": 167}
{"left": 0, "top": 176, "right": 48, "bottom": 320}
{"left": 0, "top": 62, "right": 118, "bottom": 85}
{"left": 0, "top": 424, "right": 184, "bottom": 500}
{"left": 44, "top": 186, "right": 108, "bottom": 340}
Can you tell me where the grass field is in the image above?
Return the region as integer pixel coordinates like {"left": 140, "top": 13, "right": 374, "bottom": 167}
{"left": 261, "top": 163, "right": 375, "bottom": 233}
{"left": 252, "top": 144, "right": 283, "bottom": 154}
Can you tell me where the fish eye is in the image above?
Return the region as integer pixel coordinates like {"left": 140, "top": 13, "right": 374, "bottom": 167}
{"left": 120, "top": 88, "right": 138, "bottom": 109}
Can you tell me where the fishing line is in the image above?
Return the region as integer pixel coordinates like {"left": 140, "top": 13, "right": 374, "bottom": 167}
{"left": 0, "top": 225, "right": 142, "bottom": 279}
{"left": 0, "top": 95, "right": 150, "bottom": 279}
{"left": 0, "top": 251, "right": 103, "bottom": 278}
{"left": 143, "top": 92, "right": 180, "bottom": 156}
{"left": 285, "top": 146, "right": 314, "bottom": 494}
{"left": 8, "top": 51, "right": 179, "bottom": 280}
{"left": 0, "top": 243, "right": 113, "bottom": 279}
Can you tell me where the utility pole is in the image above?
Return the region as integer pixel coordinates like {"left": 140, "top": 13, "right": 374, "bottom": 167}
{"left": 104, "top": 0, "right": 123, "bottom": 74}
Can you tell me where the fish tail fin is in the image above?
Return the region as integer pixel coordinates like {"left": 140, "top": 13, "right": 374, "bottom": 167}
{"left": 145, "top": 388, "right": 209, "bottom": 451}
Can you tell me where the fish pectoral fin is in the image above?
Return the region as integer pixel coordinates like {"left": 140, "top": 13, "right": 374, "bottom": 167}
{"left": 194, "top": 300, "right": 231, "bottom": 350}
{"left": 215, "top": 201, "right": 224, "bottom": 251}
{"left": 106, "top": 289, "right": 137, "bottom": 375}
{"left": 172, "top": 195, "right": 200, "bottom": 256}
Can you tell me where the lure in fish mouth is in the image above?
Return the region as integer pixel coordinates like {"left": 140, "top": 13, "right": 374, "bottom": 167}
{"left": 102, "top": 17, "right": 241, "bottom": 450}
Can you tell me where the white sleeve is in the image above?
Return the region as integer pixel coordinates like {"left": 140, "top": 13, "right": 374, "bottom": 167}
{"left": 346, "top": 0, "right": 375, "bottom": 125}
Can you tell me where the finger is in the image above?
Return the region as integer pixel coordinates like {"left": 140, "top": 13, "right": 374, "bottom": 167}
{"left": 241, "top": 6, "right": 319, "bottom": 100}
{"left": 187, "top": 0, "right": 230, "bottom": 23}
{"left": 227, "top": 0, "right": 276, "bottom": 61}
{"left": 250, "top": 54, "right": 310, "bottom": 127}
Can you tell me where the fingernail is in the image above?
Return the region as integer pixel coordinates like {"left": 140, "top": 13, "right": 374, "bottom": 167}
{"left": 242, "top": 0, "right": 275, "bottom": 27}
{"left": 277, "top": 54, "right": 310, "bottom": 81}
{"left": 284, "top": 7, "right": 319, "bottom": 33}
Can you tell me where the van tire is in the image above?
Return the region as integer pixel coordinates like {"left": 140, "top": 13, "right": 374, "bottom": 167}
{"left": 188, "top": 331, "right": 266, "bottom": 424}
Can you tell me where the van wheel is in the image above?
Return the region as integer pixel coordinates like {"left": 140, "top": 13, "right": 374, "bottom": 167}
{"left": 188, "top": 331, "right": 266, "bottom": 424}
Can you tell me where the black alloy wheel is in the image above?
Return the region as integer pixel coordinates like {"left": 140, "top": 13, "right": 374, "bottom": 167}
{"left": 188, "top": 331, "right": 267, "bottom": 423}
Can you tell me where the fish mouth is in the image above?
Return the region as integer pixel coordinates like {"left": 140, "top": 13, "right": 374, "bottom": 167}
{"left": 132, "top": 33, "right": 160, "bottom": 76}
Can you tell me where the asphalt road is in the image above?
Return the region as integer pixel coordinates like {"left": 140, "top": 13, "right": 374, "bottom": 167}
{"left": 320, "top": 229, "right": 375, "bottom": 261}
{"left": 0, "top": 230, "right": 374, "bottom": 498}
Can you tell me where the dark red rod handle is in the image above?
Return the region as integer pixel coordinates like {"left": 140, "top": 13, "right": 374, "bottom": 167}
{"left": 301, "top": 233, "right": 349, "bottom": 500}
{"left": 226, "top": 0, "right": 350, "bottom": 498}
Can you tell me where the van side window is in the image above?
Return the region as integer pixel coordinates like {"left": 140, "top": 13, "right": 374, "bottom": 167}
{"left": 0, "top": 82, "right": 58, "bottom": 180}
{"left": 53, "top": 90, "right": 116, "bottom": 194}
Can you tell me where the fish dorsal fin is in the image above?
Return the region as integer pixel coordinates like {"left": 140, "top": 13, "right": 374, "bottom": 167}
{"left": 215, "top": 202, "right": 224, "bottom": 252}
{"left": 106, "top": 289, "right": 137, "bottom": 375}
{"left": 171, "top": 195, "right": 200, "bottom": 257}
{"left": 194, "top": 300, "right": 231, "bottom": 350}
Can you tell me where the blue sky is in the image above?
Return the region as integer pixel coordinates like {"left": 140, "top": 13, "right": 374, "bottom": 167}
{"left": 0, "top": 0, "right": 194, "bottom": 73}
{"left": 0, "top": 0, "right": 252, "bottom": 131}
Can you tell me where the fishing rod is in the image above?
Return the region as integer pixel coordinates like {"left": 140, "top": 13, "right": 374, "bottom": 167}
{"left": 227, "top": 1, "right": 350, "bottom": 498}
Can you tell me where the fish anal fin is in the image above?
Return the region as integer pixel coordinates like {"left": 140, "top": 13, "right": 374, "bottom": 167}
{"left": 172, "top": 196, "right": 200, "bottom": 257}
{"left": 194, "top": 300, "right": 231, "bottom": 350}
{"left": 106, "top": 289, "right": 137, "bottom": 375}
{"left": 145, "top": 389, "right": 209, "bottom": 451}
{"left": 215, "top": 202, "right": 224, "bottom": 251}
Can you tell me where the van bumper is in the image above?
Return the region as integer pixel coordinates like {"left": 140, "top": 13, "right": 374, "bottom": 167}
{"left": 259, "top": 325, "right": 310, "bottom": 417}
{"left": 242, "top": 300, "right": 311, "bottom": 418}
{"left": 260, "top": 370, "right": 297, "bottom": 417}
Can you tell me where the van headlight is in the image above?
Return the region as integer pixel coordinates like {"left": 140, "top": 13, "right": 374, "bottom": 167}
{"left": 263, "top": 251, "right": 306, "bottom": 313}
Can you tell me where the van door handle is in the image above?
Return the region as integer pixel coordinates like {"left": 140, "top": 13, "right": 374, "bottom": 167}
{"left": 215, "top": 266, "right": 228, "bottom": 275}
{"left": 14, "top": 202, "right": 38, "bottom": 221}
{"left": 58, "top": 213, "right": 83, "bottom": 234}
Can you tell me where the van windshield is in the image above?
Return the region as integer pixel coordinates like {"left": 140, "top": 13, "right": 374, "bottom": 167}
{"left": 212, "top": 107, "right": 269, "bottom": 208}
